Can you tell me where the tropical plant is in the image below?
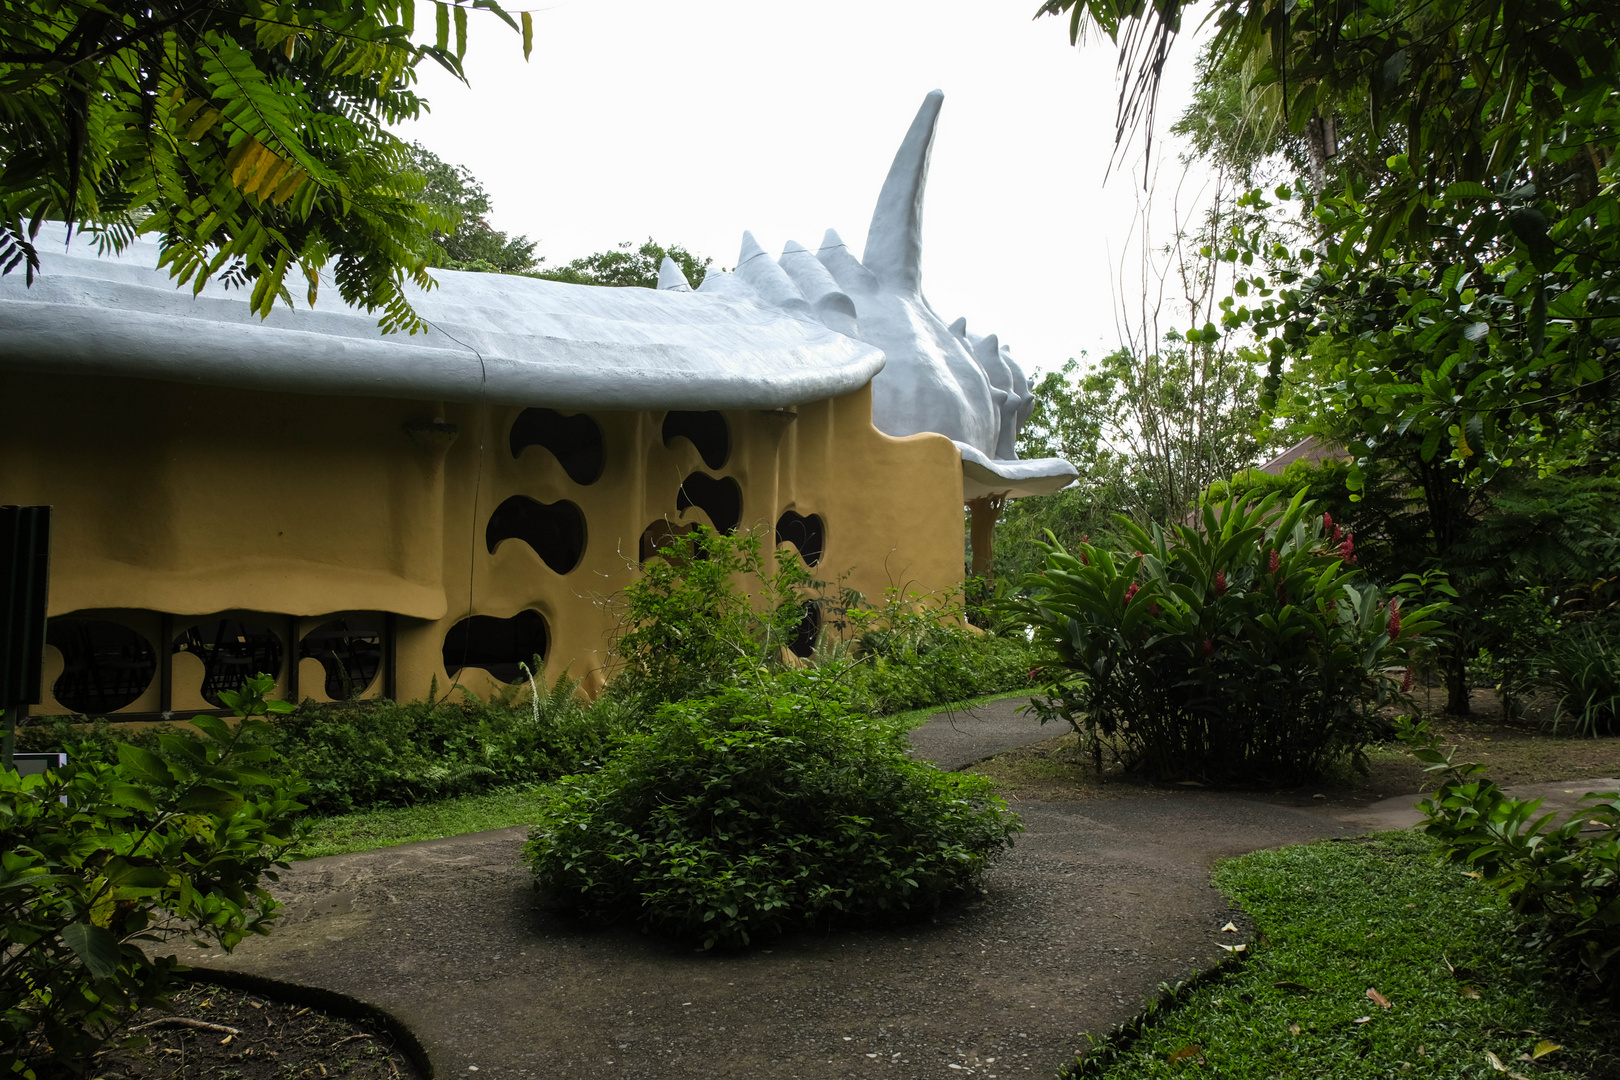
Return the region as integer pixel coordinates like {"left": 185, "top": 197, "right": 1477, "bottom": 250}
{"left": 0, "top": 674, "right": 305, "bottom": 1075}
{"left": 0, "top": 0, "right": 529, "bottom": 331}
{"left": 1014, "top": 490, "right": 1445, "bottom": 784}
{"left": 1400, "top": 715, "right": 1620, "bottom": 982}
{"left": 524, "top": 674, "right": 1020, "bottom": 949}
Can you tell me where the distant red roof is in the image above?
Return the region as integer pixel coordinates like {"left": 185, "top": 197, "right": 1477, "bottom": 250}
{"left": 1257, "top": 436, "right": 1346, "bottom": 476}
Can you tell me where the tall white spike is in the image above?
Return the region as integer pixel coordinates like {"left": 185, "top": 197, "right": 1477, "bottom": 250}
{"left": 948, "top": 317, "right": 968, "bottom": 340}
{"left": 656, "top": 256, "right": 692, "bottom": 292}
{"left": 862, "top": 90, "right": 943, "bottom": 296}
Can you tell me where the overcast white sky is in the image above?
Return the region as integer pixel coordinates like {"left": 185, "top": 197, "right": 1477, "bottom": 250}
{"left": 397, "top": 0, "right": 1216, "bottom": 379}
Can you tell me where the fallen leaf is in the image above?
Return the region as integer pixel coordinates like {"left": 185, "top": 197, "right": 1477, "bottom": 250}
{"left": 1461, "top": 986, "right": 1482, "bottom": 999}
{"left": 1274, "top": 981, "right": 1314, "bottom": 993}
{"left": 1218, "top": 943, "right": 1246, "bottom": 953}
{"left": 1486, "top": 1050, "right": 1507, "bottom": 1072}
{"left": 1367, "top": 988, "right": 1392, "bottom": 1009}
{"left": 1462, "top": 871, "right": 1483, "bottom": 879}
{"left": 1220, "top": 922, "right": 1239, "bottom": 933}
{"left": 1532, "top": 1041, "right": 1562, "bottom": 1060}
{"left": 1168, "top": 1045, "right": 1203, "bottom": 1064}
{"left": 1353, "top": 1016, "right": 1372, "bottom": 1024}
{"left": 1288, "top": 1024, "right": 1301, "bottom": 1035}
{"left": 219, "top": 1035, "right": 233, "bottom": 1046}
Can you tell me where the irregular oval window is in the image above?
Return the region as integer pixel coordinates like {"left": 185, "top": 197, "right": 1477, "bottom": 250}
{"left": 442, "top": 609, "right": 550, "bottom": 684}
{"left": 662, "top": 411, "right": 730, "bottom": 469}
{"left": 775, "top": 510, "right": 825, "bottom": 566}
{"left": 173, "top": 619, "right": 284, "bottom": 708}
{"left": 299, "top": 618, "right": 382, "bottom": 701}
{"left": 787, "top": 602, "right": 820, "bottom": 660}
{"left": 639, "top": 520, "right": 699, "bottom": 564}
{"left": 509, "top": 409, "right": 606, "bottom": 485}
{"left": 486, "top": 496, "right": 587, "bottom": 574}
{"left": 675, "top": 473, "right": 742, "bottom": 535}
{"left": 45, "top": 619, "right": 156, "bottom": 714}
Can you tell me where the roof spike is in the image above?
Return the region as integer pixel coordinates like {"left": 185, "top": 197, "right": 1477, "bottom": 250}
{"left": 657, "top": 256, "right": 692, "bottom": 292}
{"left": 862, "top": 90, "right": 943, "bottom": 296}
{"left": 816, "top": 228, "right": 878, "bottom": 295}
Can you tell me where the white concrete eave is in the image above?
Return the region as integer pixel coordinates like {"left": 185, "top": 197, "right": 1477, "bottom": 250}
{"left": 0, "top": 225, "right": 886, "bottom": 411}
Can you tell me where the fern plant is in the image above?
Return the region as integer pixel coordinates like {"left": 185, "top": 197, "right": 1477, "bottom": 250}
{"left": 0, "top": 0, "right": 530, "bottom": 331}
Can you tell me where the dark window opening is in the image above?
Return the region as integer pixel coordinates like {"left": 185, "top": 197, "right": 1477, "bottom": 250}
{"left": 442, "top": 610, "right": 549, "bottom": 684}
{"left": 509, "top": 409, "right": 606, "bottom": 485}
{"left": 46, "top": 619, "right": 156, "bottom": 714}
{"left": 173, "top": 619, "right": 284, "bottom": 708}
{"left": 787, "top": 602, "right": 820, "bottom": 659}
{"left": 298, "top": 618, "right": 382, "bottom": 701}
{"left": 486, "top": 496, "right": 587, "bottom": 574}
{"left": 775, "top": 510, "right": 825, "bottom": 566}
{"left": 675, "top": 473, "right": 742, "bottom": 535}
{"left": 662, "top": 411, "right": 730, "bottom": 469}
{"left": 639, "top": 520, "right": 699, "bottom": 564}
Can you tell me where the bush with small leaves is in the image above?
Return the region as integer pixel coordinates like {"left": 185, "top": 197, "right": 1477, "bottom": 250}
{"left": 524, "top": 673, "right": 1021, "bottom": 949}
{"left": 0, "top": 674, "right": 306, "bottom": 1077}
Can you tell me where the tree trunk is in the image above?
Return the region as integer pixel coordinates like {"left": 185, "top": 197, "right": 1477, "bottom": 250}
{"left": 966, "top": 496, "right": 1005, "bottom": 580}
{"left": 1442, "top": 640, "right": 1472, "bottom": 715}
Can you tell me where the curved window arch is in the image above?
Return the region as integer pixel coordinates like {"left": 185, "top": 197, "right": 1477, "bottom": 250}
{"left": 661, "top": 411, "right": 730, "bottom": 469}
{"left": 775, "top": 510, "right": 825, "bottom": 566}
{"left": 675, "top": 473, "right": 742, "bottom": 535}
{"left": 298, "top": 618, "right": 382, "bottom": 701}
{"left": 45, "top": 619, "right": 156, "bottom": 714}
{"left": 172, "top": 619, "right": 284, "bottom": 708}
{"left": 486, "top": 496, "right": 587, "bottom": 574}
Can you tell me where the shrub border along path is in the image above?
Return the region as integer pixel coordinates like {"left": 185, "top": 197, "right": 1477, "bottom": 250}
{"left": 175, "top": 700, "right": 1617, "bottom": 1080}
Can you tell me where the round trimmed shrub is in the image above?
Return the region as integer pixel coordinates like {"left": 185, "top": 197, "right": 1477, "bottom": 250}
{"left": 523, "top": 676, "right": 1021, "bottom": 949}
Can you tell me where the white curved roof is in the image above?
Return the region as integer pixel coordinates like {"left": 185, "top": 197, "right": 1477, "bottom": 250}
{"left": 0, "top": 224, "right": 885, "bottom": 411}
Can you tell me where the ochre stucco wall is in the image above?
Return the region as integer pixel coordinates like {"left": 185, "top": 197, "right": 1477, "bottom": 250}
{"left": 3, "top": 370, "right": 965, "bottom": 714}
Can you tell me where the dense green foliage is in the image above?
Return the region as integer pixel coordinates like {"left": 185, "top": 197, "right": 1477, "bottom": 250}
{"left": 524, "top": 676, "right": 1020, "bottom": 949}
{"left": 0, "top": 676, "right": 305, "bottom": 1076}
{"left": 1066, "top": 832, "right": 1618, "bottom": 1079}
{"left": 408, "top": 141, "right": 537, "bottom": 274}
{"left": 1016, "top": 491, "right": 1443, "bottom": 784}
{"left": 0, "top": 0, "right": 528, "bottom": 331}
{"left": 1400, "top": 716, "right": 1620, "bottom": 983}
{"left": 533, "top": 237, "right": 711, "bottom": 289}
{"left": 21, "top": 675, "right": 629, "bottom": 817}
{"left": 606, "top": 524, "right": 1037, "bottom": 715}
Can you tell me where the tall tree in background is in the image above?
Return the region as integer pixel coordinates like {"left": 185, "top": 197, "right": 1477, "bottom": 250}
{"left": 535, "top": 238, "right": 712, "bottom": 289}
{"left": 408, "top": 142, "right": 537, "bottom": 274}
{"left": 0, "top": 0, "right": 531, "bottom": 331}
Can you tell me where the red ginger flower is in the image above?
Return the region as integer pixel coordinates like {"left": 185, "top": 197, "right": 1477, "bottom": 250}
{"left": 1123, "top": 583, "right": 1139, "bottom": 605}
{"left": 1149, "top": 601, "right": 1161, "bottom": 616}
{"left": 1268, "top": 548, "right": 1280, "bottom": 575}
{"left": 1339, "top": 533, "right": 1356, "bottom": 563}
{"left": 1387, "top": 598, "right": 1402, "bottom": 637}
{"left": 1323, "top": 512, "right": 1334, "bottom": 536}
{"left": 1400, "top": 667, "right": 1414, "bottom": 692}
{"left": 1214, "top": 570, "right": 1228, "bottom": 596}
{"left": 1202, "top": 637, "right": 1214, "bottom": 657}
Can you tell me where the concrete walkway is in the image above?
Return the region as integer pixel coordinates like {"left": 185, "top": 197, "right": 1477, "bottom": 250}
{"left": 176, "top": 700, "right": 1618, "bottom": 1080}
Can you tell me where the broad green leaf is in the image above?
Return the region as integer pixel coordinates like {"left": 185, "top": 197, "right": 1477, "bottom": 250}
{"left": 61, "top": 921, "right": 122, "bottom": 980}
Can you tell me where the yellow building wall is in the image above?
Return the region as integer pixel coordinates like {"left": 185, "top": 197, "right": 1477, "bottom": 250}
{"left": 2, "top": 370, "right": 965, "bottom": 714}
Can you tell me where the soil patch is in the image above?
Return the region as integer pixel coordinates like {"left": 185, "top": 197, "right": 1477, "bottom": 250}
{"left": 84, "top": 981, "right": 419, "bottom": 1080}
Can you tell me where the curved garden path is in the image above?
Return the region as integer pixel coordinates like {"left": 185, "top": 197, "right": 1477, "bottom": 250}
{"left": 174, "top": 699, "right": 1615, "bottom": 1079}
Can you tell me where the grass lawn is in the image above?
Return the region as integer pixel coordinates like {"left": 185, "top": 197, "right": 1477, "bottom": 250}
{"left": 293, "top": 689, "right": 1033, "bottom": 859}
{"left": 1066, "top": 832, "right": 1618, "bottom": 1079}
